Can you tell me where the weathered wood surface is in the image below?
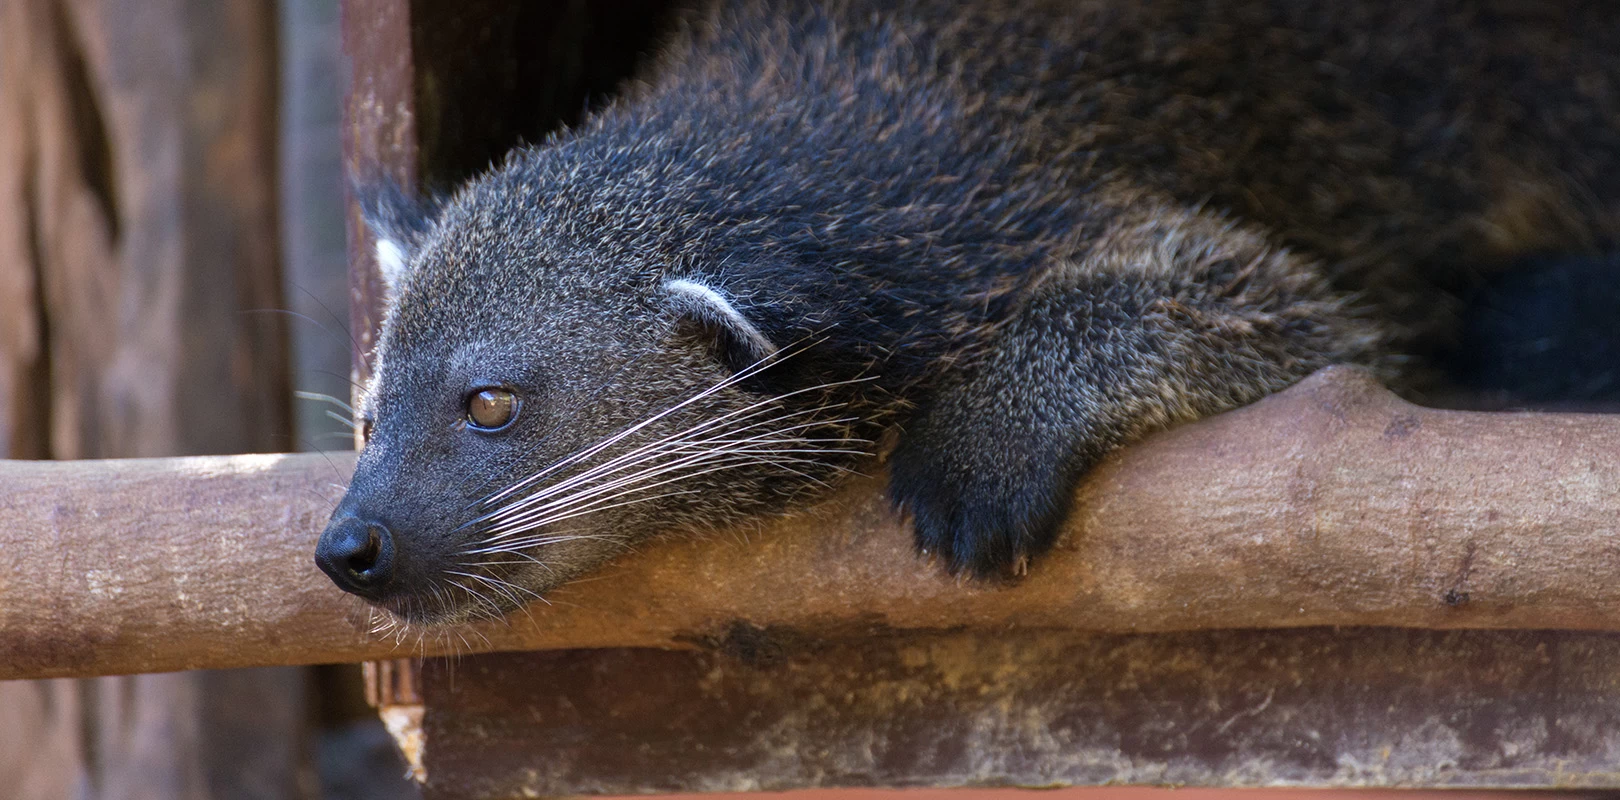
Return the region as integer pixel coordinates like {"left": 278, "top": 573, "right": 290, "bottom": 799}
{"left": 342, "top": 0, "right": 416, "bottom": 398}
{"left": 342, "top": 0, "right": 424, "bottom": 718}
{"left": 0, "top": 0, "right": 302, "bottom": 797}
{"left": 0, "top": 0, "right": 288, "bottom": 461}
{"left": 3, "top": 367, "right": 1619, "bottom": 680}
{"left": 2, "top": 453, "right": 363, "bottom": 679}
{"left": 420, "top": 628, "right": 1620, "bottom": 795}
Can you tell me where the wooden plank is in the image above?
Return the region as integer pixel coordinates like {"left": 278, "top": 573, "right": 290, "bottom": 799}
{"left": 12, "top": 0, "right": 289, "bottom": 460}
{"left": 4, "top": 368, "right": 1620, "bottom": 680}
{"left": 340, "top": 0, "right": 419, "bottom": 720}
{"left": 0, "top": 0, "right": 51, "bottom": 461}
{"left": 419, "top": 628, "right": 1620, "bottom": 795}
{"left": 0, "top": 0, "right": 301, "bottom": 797}
{"left": 341, "top": 0, "right": 414, "bottom": 394}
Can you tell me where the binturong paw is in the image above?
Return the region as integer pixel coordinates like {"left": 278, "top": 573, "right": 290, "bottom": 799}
{"left": 886, "top": 402, "right": 1091, "bottom": 579}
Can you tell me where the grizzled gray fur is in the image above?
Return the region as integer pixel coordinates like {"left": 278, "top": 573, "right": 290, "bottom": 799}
{"left": 316, "top": 0, "right": 1619, "bottom": 625}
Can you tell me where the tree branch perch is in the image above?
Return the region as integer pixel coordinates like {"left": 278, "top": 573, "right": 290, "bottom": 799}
{"left": 3, "top": 367, "right": 1617, "bottom": 680}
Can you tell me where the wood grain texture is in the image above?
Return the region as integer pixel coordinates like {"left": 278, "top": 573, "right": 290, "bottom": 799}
{"left": 341, "top": 0, "right": 415, "bottom": 395}
{"left": 420, "top": 629, "right": 1620, "bottom": 795}
{"left": 340, "top": 0, "right": 420, "bottom": 715}
{"left": 3, "top": 367, "right": 1619, "bottom": 681}
{"left": 2, "top": 452, "right": 368, "bottom": 679}
{"left": 0, "top": 0, "right": 289, "bottom": 461}
{"left": 0, "top": 1, "right": 300, "bottom": 797}
{"left": 0, "top": 0, "right": 52, "bottom": 461}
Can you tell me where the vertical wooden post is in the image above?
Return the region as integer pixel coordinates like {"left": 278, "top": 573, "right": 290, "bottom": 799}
{"left": 0, "top": 0, "right": 302, "bottom": 797}
{"left": 342, "top": 0, "right": 415, "bottom": 393}
{"left": 340, "top": 0, "right": 428, "bottom": 778}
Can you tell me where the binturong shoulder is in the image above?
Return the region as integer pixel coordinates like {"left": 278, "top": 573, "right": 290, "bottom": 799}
{"left": 316, "top": 0, "right": 1619, "bottom": 625}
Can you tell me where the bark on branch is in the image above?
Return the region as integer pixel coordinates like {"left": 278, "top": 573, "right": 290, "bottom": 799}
{"left": 3, "top": 367, "right": 1617, "bottom": 680}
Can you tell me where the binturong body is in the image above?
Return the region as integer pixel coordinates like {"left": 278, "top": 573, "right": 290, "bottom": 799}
{"left": 316, "top": 0, "right": 1620, "bottom": 626}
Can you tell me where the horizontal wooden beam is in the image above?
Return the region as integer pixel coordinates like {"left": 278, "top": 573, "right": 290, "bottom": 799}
{"left": 4, "top": 367, "right": 1619, "bottom": 680}
{"left": 421, "top": 629, "right": 1620, "bottom": 794}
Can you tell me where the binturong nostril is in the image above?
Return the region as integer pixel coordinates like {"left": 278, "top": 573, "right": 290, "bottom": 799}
{"left": 315, "top": 515, "right": 397, "bottom": 599}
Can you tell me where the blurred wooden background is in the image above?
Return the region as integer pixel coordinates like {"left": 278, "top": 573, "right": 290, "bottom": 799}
{"left": 0, "top": 0, "right": 403, "bottom": 797}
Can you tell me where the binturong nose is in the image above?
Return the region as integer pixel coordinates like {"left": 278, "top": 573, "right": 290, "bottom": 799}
{"left": 315, "top": 515, "right": 397, "bottom": 599}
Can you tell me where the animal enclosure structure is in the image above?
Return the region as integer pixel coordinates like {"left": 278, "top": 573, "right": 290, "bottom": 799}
{"left": 4, "top": 0, "right": 1620, "bottom": 797}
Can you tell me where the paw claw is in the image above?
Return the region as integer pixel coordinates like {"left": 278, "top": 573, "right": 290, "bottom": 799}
{"left": 892, "top": 478, "right": 1065, "bottom": 579}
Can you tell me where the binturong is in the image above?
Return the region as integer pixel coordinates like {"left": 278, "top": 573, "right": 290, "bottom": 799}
{"left": 316, "top": 0, "right": 1620, "bottom": 626}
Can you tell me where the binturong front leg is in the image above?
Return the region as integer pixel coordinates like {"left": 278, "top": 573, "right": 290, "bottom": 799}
{"left": 887, "top": 207, "right": 1389, "bottom": 577}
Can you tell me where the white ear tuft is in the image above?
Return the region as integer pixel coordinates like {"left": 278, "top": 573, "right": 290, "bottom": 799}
{"left": 357, "top": 180, "right": 440, "bottom": 299}
{"left": 375, "top": 238, "right": 409, "bottom": 297}
{"left": 665, "top": 278, "right": 779, "bottom": 369}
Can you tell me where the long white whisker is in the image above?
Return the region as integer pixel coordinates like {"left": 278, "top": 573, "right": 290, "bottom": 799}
{"left": 478, "top": 450, "right": 841, "bottom": 543}
{"left": 464, "top": 405, "right": 823, "bottom": 528}
{"left": 478, "top": 446, "right": 801, "bottom": 540}
{"left": 473, "top": 408, "right": 863, "bottom": 533}
{"left": 323, "top": 409, "right": 361, "bottom": 430}
{"left": 466, "top": 493, "right": 709, "bottom": 552}
{"left": 465, "top": 532, "right": 628, "bottom": 551}
{"left": 477, "top": 437, "right": 870, "bottom": 544}
{"left": 466, "top": 391, "right": 859, "bottom": 538}
{"left": 448, "top": 570, "right": 545, "bottom": 610}
{"left": 474, "top": 337, "right": 836, "bottom": 511}
{"left": 444, "top": 576, "right": 505, "bottom": 617}
{"left": 295, "top": 390, "right": 357, "bottom": 416}
{"left": 469, "top": 366, "right": 872, "bottom": 521}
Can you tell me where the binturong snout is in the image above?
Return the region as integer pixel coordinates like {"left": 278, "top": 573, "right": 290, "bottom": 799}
{"left": 315, "top": 515, "right": 397, "bottom": 599}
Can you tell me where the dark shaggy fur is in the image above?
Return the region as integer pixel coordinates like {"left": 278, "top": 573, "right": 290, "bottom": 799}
{"left": 317, "top": 0, "right": 1619, "bottom": 625}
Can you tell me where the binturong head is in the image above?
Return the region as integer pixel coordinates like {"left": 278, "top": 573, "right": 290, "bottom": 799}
{"left": 313, "top": 166, "right": 874, "bottom": 628}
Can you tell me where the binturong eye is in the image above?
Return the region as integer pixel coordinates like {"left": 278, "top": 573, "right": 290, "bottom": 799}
{"left": 466, "top": 387, "right": 519, "bottom": 431}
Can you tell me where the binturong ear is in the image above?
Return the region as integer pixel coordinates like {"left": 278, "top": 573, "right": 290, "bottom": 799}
{"left": 664, "top": 278, "right": 779, "bottom": 376}
{"left": 355, "top": 180, "right": 442, "bottom": 299}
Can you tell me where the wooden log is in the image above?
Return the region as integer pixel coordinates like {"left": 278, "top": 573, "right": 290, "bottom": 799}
{"left": 420, "top": 629, "right": 1620, "bottom": 795}
{"left": 3, "top": 368, "right": 1619, "bottom": 680}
